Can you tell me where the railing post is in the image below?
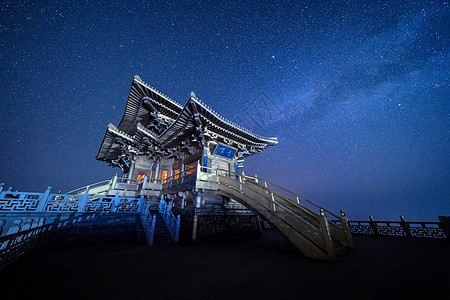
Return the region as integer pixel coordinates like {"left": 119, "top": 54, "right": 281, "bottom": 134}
{"left": 340, "top": 210, "right": 355, "bottom": 249}
{"left": 270, "top": 192, "right": 276, "bottom": 211}
{"left": 111, "top": 173, "right": 118, "bottom": 190}
{"left": 159, "top": 196, "right": 165, "bottom": 214}
{"left": 400, "top": 216, "right": 412, "bottom": 237}
{"left": 111, "top": 191, "right": 120, "bottom": 212}
{"left": 78, "top": 187, "right": 90, "bottom": 212}
{"left": 36, "top": 186, "right": 52, "bottom": 212}
{"left": 254, "top": 174, "right": 258, "bottom": 183}
{"left": 175, "top": 215, "right": 180, "bottom": 242}
{"left": 369, "top": 216, "right": 379, "bottom": 236}
{"left": 149, "top": 215, "right": 156, "bottom": 245}
{"left": 138, "top": 195, "right": 145, "bottom": 213}
{"left": 319, "top": 209, "right": 336, "bottom": 260}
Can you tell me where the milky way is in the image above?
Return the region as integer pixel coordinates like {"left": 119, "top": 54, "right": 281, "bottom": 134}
{"left": 0, "top": 1, "right": 448, "bottom": 220}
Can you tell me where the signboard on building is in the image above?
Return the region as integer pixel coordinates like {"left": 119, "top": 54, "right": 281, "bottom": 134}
{"left": 213, "top": 144, "right": 237, "bottom": 160}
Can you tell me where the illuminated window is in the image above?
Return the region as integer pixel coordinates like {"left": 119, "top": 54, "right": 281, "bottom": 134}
{"left": 185, "top": 161, "right": 198, "bottom": 175}
{"left": 162, "top": 171, "right": 168, "bottom": 183}
{"left": 137, "top": 171, "right": 146, "bottom": 183}
{"left": 174, "top": 169, "right": 180, "bottom": 180}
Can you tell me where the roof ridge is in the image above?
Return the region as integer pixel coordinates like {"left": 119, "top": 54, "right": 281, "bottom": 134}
{"left": 134, "top": 75, "right": 183, "bottom": 109}
{"left": 190, "top": 96, "right": 278, "bottom": 143}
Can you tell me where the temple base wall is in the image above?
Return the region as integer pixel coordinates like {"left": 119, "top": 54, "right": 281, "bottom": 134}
{"left": 176, "top": 209, "right": 261, "bottom": 242}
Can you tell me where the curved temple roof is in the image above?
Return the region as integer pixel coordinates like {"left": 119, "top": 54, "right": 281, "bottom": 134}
{"left": 97, "top": 75, "right": 278, "bottom": 164}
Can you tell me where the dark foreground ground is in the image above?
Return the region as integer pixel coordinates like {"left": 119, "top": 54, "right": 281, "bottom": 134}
{"left": 0, "top": 231, "right": 449, "bottom": 300}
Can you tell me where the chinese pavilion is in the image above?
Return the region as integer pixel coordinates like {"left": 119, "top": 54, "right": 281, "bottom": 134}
{"left": 94, "top": 75, "right": 354, "bottom": 260}
{"left": 96, "top": 75, "right": 279, "bottom": 238}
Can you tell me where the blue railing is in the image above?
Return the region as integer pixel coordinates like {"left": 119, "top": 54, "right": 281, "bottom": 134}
{"left": 0, "top": 183, "right": 152, "bottom": 270}
{"left": 159, "top": 198, "right": 180, "bottom": 242}
{"left": 140, "top": 200, "right": 156, "bottom": 245}
{"left": 0, "top": 185, "right": 143, "bottom": 214}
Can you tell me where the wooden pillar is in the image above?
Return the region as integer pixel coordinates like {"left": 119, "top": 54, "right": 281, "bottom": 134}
{"left": 142, "top": 175, "right": 148, "bottom": 190}
{"left": 154, "top": 161, "right": 160, "bottom": 182}
{"left": 127, "top": 160, "right": 136, "bottom": 183}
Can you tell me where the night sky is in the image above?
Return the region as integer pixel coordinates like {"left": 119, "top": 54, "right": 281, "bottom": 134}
{"left": 1, "top": 1, "right": 448, "bottom": 220}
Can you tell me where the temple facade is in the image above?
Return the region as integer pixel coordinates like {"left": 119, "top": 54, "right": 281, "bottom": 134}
{"left": 96, "top": 75, "right": 278, "bottom": 240}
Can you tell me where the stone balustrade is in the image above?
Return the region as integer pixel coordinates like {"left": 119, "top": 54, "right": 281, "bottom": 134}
{"left": 0, "top": 184, "right": 145, "bottom": 237}
{"left": 159, "top": 199, "right": 180, "bottom": 242}
{"left": 332, "top": 216, "right": 448, "bottom": 239}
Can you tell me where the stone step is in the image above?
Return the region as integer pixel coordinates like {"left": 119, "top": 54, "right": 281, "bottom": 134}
{"left": 152, "top": 213, "right": 174, "bottom": 245}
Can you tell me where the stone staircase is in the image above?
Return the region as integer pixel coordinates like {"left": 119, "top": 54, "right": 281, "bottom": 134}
{"left": 153, "top": 213, "right": 174, "bottom": 245}
{"left": 216, "top": 174, "right": 355, "bottom": 261}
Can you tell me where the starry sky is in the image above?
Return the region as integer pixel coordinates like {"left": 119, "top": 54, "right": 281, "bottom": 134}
{"left": 1, "top": 1, "right": 448, "bottom": 221}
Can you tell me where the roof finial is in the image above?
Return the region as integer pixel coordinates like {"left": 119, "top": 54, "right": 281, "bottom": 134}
{"left": 190, "top": 91, "right": 196, "bottom": 99}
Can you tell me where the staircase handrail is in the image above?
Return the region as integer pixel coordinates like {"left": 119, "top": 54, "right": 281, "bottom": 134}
{"left": 214, "top": 173, "right": 338, "bottom": 254}
{"left": 242, "top": 173, "right": 340, "bottom": 220}
{"left": 65, "top": 179, "right": 112, "bottom": 195}
{"left": 212, "top": 168, "right": 351, "bottom": 246}
{"left": 140, "top": 200, "right": 156, "bottom": 245}
{"left": 65, "top": 176, "right": 164, "bottom": 196}
{"left": 217, "top": 174, "right": 323, "bottom": 232}
{"left": 198, "top": 166, "right": 340, "bottom": 220}
{"left": 159, "top": 199, "right": 180, "bottom": 242}
{"left": 116, "top": 177, "right": 140, "bottom": 184}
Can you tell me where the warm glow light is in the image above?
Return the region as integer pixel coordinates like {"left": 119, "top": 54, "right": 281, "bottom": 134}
{"left": 137, "top": 172, "right": 145, "bottom": 183}
{"left": 185, "top": 161, "right": 198, "bottom": 175}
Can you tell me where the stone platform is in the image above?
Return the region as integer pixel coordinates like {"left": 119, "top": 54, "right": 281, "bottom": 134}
{"left": 0, "top": 231, "right": 448, "bottom": 299}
